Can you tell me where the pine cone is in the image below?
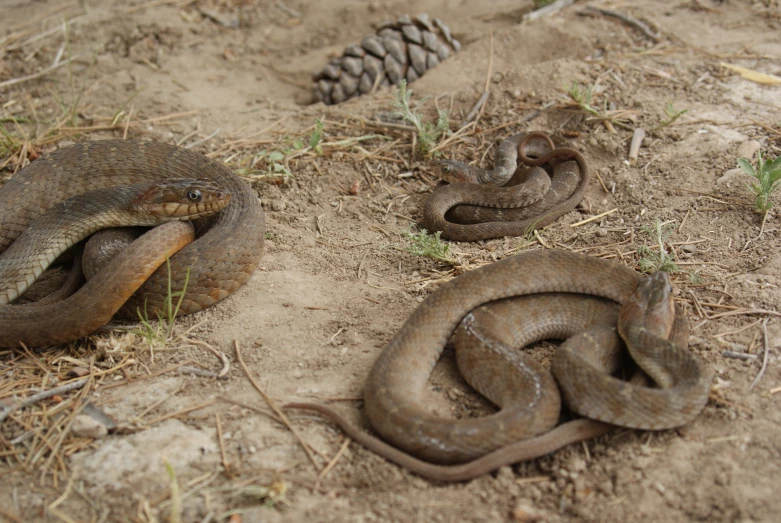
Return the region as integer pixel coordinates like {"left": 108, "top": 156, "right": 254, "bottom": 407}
{"left": 313, "top": 13, "right": 460, "bottom": 105}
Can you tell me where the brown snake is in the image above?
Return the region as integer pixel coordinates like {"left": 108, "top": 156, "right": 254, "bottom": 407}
{"left": 422, "top": 132, "right": 589, "bottom": 241}
{"left": 287, "top": 250, "right": 712, "bottom": 481}
{"left": 0, "top": 140, "right": 265, "bottom": 348}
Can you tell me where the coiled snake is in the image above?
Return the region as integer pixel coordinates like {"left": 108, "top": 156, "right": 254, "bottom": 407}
{"left": 423, "top": 132, "right": 589, "bottom": 241}
{"left": 288, "top": 250, "right": 712, "bottom": 481}
{"left": 0, "top": 140, "right": 265, "bottom": 347}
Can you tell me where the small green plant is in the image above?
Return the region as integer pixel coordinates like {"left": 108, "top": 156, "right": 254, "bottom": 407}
{"left": 0, "top": 122, "right": 23, "bottom": 158}
{"left": 136, "top": 258, "right": 190, "bottom": 348}
{"left": 309, "top": 118, "right": 324, "bottom": 155}
{"left": 738, "top": 149, "right": 781, "bottom": 213}
{"left": 533, "top": 0, "right": 555, "bottom": 7}
{"left": 653, "top": 100, "right": 688, "bottom": 130}
{"left": 404, "top": 228, "right": 455, "bottom": 264}
{"left": 392, "top": 80, "right": 450, "bottom": 156}
{"left": 637, "top": 218, "right": 680, "bottom": 274}
{"left": 255, "top": 149, "right": 293, "bottom": 180}
{"left": 564, "top": 81, "right": 639, "bottom": 131}
{"left": 235, "top": 480, "right": 288, "bottom": 508}
{"left": 567, "top": 81, "right": 601, "bottom": 116}
{"left": 240, "top": 134, "right": 311, "bottom": 182}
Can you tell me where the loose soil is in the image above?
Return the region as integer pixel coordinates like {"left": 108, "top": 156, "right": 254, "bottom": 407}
{"left": 1, "top": 1, "right": 780, "bottom": 522}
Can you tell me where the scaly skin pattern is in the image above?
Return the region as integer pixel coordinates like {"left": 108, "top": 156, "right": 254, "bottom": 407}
{"left": 0, "top": 222, "right": 194, "bottom": 347}
{"left": 551, "top": 272, "right": 712, "bottom": 430}
{"left": 0, "top": 140, "right": 265, "bottom": 347}
{"left": 287, "top": 250, "right": 711, "bottom": 481}
{"left": 424, "top": 132, "right": 589, "bottom": 241}
{"left": 0, "top": 178, "right": 227, "bottom": 305}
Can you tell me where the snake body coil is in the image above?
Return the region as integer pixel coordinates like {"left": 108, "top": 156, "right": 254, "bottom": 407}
{"left": 0, "top": 140, "right": 265, "bottom": 347}
{"left": 424, "top": 133, "right": 589, "bottom": 241}
{"left": 288, "top": 250, "right": 712, "bottom": 480}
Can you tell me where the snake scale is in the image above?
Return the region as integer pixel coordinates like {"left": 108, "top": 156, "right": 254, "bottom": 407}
{"left": 288, "top": 250, "right": 712, "bottom": 481}
{"left": 0, "top": 140, "right": 265, "bottom": 347}
{"left": 423, "top": 132, "right": 590, "bottom": 241}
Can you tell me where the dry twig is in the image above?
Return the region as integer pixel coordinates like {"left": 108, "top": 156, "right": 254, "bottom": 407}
{"left": 750, "top": 319, "right": 771, "bottom": 390}
{"left": 524, "top": 0, "right": 576, "bottom": 22}
{"left": 579, "top": 6, "right": 660, "bottom": 42}
{"left": 234, "top": 340, "right": 322, "bottom": 470}
{"left": 0, "top": 378, "right": 88, "bottom": 423}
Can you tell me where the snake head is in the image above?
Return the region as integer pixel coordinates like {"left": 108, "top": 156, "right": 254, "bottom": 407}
{"left": 436, "top": 160, "right": 479, "bottom": 184}
{"left": 620, "top": 272, "right": 676, "bottom": 339}
{"left": 133, "top": 178, "right": 232, "bottom": 220}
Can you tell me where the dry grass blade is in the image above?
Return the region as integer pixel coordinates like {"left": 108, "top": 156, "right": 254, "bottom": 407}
{"left": 215, "top": 413, "right": 232, "bottom": 476}
{"left": 0, "top": 55, "right": 84, "bottom": 90}
{"left": 314, "top": 437, "right": 351, "bottom": 490}
{"left": 0, "top": 378, "right": 88, "bottom": 423}
{"left": 579, "top": 6, "right": 660, "bottom": 42}
{"left": 749, "top": 319, "right": 771, "bottom": 390}
{"left": 524, "top": 0, "right": 576, "bottom": 22}
{"left": 461, "top": 29, "right": 493, "bottom": 128}
{"left": 233, "top": 340, "right": 322, "bottom": 471}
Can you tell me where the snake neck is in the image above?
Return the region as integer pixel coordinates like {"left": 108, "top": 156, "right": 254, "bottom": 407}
{"left": 437, "top": 161, "right": 513, "bottom": 186}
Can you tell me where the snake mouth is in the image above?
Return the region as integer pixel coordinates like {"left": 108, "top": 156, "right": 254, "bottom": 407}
{"left": 147, "top": 194, "right": 232, "bottom": 219}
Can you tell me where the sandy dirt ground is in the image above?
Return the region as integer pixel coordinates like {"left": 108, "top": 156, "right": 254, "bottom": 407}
{"left": 1, "top": 0, "right": 781, "bottom": 521}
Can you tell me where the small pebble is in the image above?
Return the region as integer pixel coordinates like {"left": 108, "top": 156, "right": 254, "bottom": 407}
{"left": 716, "top": 168, "right": 744, "bottom": 185}
{"left": 511, "top": 501, "right": 545, "bottom": 522}
{"left": 496, "top": 466, "right": 514, "bottom": 482}
{"left": 71, "top": 414, "right": 108, "bottom": 439}
{"left": 567, "top": 456, "right": 587, "bottom": 473}
{"left": 736, "top": 140, "right": 761, "bottom": 160}
{"left": 270, "top": 200, "right": 286, "bottom": 212}
{"left": 680, "top": 244, "right": 697, "bottom": 253}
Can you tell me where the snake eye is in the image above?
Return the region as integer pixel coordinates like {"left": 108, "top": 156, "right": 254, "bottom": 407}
{"left": 442, "top": 165, "right": 451, "bottom": 173}
{"left": 186, "top": 189, "right": 202, "bottom": 202}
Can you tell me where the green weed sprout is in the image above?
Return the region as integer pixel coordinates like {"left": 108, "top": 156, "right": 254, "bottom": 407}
{"left": 738, "top": 149, "right": 781, "bottom": 213}
{"left": 392, "top": 80, "right": 449, "bottom": 156}
{"left": 404, "top": 228, "right": 455, "bottom": 264}
{"left": 136, "top": 258, "right": 190, "bottom": 348}
{"left": 567, "top": 81, "right": 601, "bottom": 116}
{"left": 653, "top": 100, "right": 688, "bottom": 130}
{"left": 637, "top": 218, "right": 680, "bottom": 274}
{"left": 310, "top": 118, "right": 324, "bottom": 155}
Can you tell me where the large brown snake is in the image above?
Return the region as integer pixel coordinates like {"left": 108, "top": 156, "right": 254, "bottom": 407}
{"left": 423, "top": 132, "right": 589, "bottom": 241}
{"left": 0, "top": 140, "right": 265, "bottom": 347}
{"left": 287, "top": 250, "right": 712, "bottom": 482}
